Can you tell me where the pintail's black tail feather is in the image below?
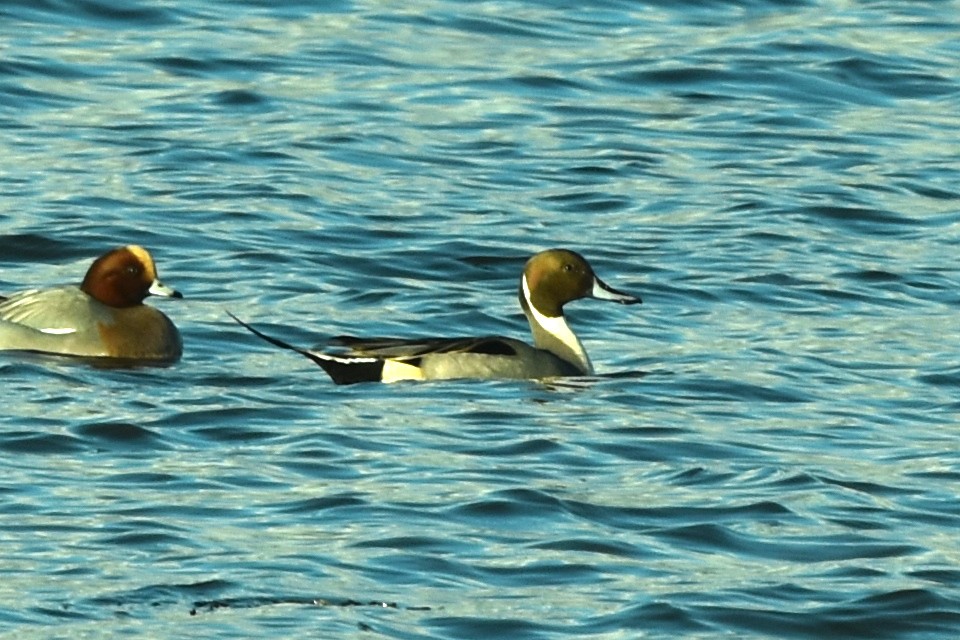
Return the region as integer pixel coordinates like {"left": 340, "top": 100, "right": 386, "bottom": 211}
{"left": 228, "top": 312, "right": 384, "bottom": 385}
{"left": 304, "top": 353, "right": 385, "bottom": 385}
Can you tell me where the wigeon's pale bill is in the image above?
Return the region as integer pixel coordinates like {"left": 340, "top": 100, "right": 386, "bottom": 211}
{"left": 231, "top": 248, "right": 640, "bottom": 384}
{"left": 0, "top": 245, "right": 183, "bottom": 363}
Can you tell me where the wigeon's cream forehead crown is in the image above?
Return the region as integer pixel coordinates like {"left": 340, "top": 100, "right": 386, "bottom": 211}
{"left": 121, "top": 245, "right": 158, "bottom": 280}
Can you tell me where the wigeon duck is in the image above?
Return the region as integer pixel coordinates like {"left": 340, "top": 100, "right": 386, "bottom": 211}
{"left": 0, "top": 245, "right": 183, "bottom": 362}
{"left": 231, "top": 248, "right": 640, "bottom": 384}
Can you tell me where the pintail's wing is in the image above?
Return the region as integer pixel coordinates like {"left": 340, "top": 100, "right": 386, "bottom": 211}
{"left": 330, "top": 335, "right": 520, "bottom": 358}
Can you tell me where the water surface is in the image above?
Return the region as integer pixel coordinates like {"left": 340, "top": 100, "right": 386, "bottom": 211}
{"left": 1, "top": 1, "right": 959, "bottom": 638}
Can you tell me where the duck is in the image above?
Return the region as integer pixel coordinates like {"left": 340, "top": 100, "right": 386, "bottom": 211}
{"left": 230, "top": 248, "right": 640, "bottom": 384}
{"left": 0, "top": 245, "right": 183, "bottom": 362}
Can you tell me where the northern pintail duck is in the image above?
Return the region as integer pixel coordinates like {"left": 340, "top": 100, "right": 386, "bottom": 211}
{"left": 0, "top": 245, "right": 183, "bottom": 362}
{"left": 231, "top": 248, "right": 640, "bottom": 384}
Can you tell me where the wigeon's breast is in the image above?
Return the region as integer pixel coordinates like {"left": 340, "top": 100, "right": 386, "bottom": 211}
{"left": 96, "top": 304, "right": 182, "bottom": 360}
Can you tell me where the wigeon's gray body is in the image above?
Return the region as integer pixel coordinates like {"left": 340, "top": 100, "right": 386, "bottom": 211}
{"left": 0, "top": 245, "right": 182, "bottom": 362}
{"left": 232, "top": 249, "right": 640, "bottom": 384}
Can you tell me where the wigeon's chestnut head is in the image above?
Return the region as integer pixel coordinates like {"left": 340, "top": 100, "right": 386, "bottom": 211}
{"left": 0, "top": 245, "right": 183, "bottom": 363}
{"left": 81, "top": 245, "right": 182, "bottom": 308}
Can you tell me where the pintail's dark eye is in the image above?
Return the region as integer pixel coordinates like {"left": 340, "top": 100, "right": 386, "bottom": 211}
{"left": 563, "top": 263, "right": 574, "bottom": 272}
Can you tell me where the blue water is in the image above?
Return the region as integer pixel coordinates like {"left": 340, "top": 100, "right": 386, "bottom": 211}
{"left": 2, "top": 1, "right": 959, "bottom": 637}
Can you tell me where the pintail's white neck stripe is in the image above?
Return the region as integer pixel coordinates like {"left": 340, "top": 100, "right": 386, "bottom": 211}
{"left": 522, "top": 275, "right": 592, "bottom": 374}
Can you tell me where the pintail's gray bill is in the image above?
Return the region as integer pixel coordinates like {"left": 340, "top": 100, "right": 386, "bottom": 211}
{"left": 592, "top": 277, "right": 641, "bottom": 304}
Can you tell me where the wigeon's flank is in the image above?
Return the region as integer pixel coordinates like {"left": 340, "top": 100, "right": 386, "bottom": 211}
{"left": 0, "top": 245, "right": 183, "bottom": 363}
{"left": 231, "top": 248, "right": 640, "bottom": 384}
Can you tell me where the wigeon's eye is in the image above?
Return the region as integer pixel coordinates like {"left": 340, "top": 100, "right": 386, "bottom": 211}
{"left": 563, "top": 263, "right": 574, "bottom": 272}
